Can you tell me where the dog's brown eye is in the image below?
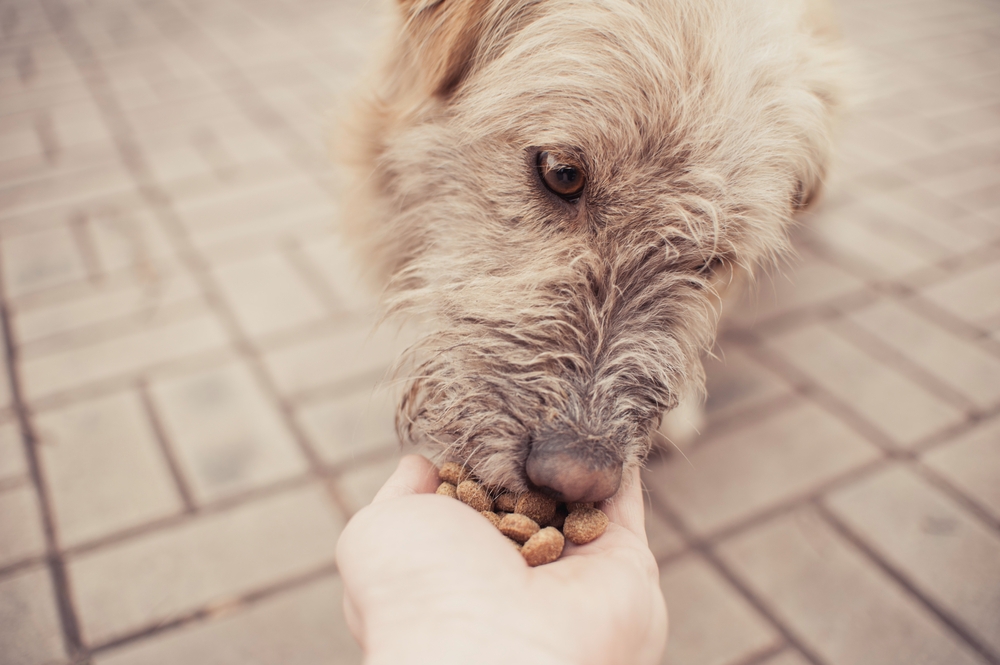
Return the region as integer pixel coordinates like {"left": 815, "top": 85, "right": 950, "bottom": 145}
{"left": 537, "top": 151, "right": 585, "bottom": 199}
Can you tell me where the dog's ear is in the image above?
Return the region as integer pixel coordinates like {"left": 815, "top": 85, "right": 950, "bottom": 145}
{"left": 397, "top": 0, "right": 487, "bottom": 98}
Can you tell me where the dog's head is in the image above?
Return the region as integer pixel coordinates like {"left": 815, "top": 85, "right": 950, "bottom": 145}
{"left": 345, "top": 0, "right": 844, "bottom": 501}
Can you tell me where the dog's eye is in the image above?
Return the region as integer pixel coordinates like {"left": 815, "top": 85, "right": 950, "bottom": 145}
{"left": 537, "top": 151, "right": 585, "bottom": 200}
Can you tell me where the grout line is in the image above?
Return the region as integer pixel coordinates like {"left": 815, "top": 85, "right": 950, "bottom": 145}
{"left": 0, "top": 299, "right": 87, "bottom": 661}
{"left": 136, "top": 379, "right": 197, "bottom": 514}
{"left": 87, "top": 561, "right": 340, "bottom": 657}
{"left": 727, "top": 643, "right": 793, "bottom": 665}
{"left": 814, "top": 501, "right": 1000, "bottom": 665}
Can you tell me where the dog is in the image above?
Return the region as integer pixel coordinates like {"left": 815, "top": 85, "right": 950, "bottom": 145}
{"left": 339, "top": 0, "right": 847, "bottom": 503}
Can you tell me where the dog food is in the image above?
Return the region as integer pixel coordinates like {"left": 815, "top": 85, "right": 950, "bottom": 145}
{"left": 437, "top": 463, "right": 609, "bottom": 566}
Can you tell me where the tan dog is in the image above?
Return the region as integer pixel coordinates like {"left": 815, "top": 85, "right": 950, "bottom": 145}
{"left": 340, "top": 0, "right": 847, "bottom": 502}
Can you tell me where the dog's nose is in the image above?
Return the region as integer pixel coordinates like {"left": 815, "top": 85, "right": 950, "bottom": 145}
{"left": 525, "top": 435, "right": 623, "bottom": 503}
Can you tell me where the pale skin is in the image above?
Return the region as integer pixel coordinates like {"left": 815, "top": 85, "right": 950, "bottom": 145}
{"left": 336, "top": 455, "right": 668, "bottom": 665}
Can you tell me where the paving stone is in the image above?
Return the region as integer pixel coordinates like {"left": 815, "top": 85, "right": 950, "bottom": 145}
{"left": 702, "top": 346, "right": 792, "bottom": 421}
{"left": 807, "top": 213, "right": 934, "bottom": 277}
{"left": 212, "top": 252, "right": 327, "bottom": 340}
{"left": 826, "top": 465, "right": 1000, "bottom": 656}
{"left": 13, "top": 270, "right": 201, "bottom": 345}
{"left": 69, "top": 483, "right": 344, "bottom": 647}
{"left": 296, "top": 234, "right": 378, "bottom": 315}
{"left": 922, "top": 263, "right": 1000, "bottom": 331}
{"left": 768, "top": 322, "right": 964, "bottom": 447}
{"left": 0, "top": 485, "right": 46, "bottom": 568}
{"left": 0, "top": 566, "right": 67, "bottom": 665}
{"left": 149, "top": 361, "right": 308, "bottom": 503}
{"left": 86, "top": 205, "right": 177, "bottom": 274}
{"left": 757, "top": 650, "right": 811, "bottom": 665}
{"left": 262, "top": 321, "right": 410, "bottom": 399}
{"left": 1, "top": 224, "right": 88, "bottom": 298}
{"left": 20, "top": 312, "right": 230, "bottom": 401}
{"left": 716, "top": 507, "right": 986, "bottom": 665}
{"left": 94, "top": 576, "right": 361, "bottom": 665}
{"left": 644, "top": 501, "right": 686, "bottom": 561}
{"left": 659, "top": 554, "right": 780, "bottom": 665}
{"left": 294, "top": 385, "right": 397, "bottom": 467}
{"left": 849, "top": 300, "right": 1000, "bottom": 408}
{"left": 335, "top": 454, "right": 402, "bottom": 514}
{"left": 728, "top": 249, "right": 867, "bottom": 325}
{"left": 33, "top": 391, "right": 183, "bottom": 548}
{"left": 0, "top": 421, "right": 26, "bottom": 484}
{"left": 922, "top": 416, "right": 1000, "bottom": 521}
{"left": 646, "top": 399, "right": 878, "bottom": 536}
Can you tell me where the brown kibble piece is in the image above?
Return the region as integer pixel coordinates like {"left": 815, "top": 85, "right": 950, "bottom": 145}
{"left": 515, "top": 491, "right": 557, "bottom": 525}
{"left": 498, "top": 513, "right": 540, "bottom": 543}
{"left": 439, "top": 462, "right": 469, "bottom": 485}
{"left": 521, "top": 527, "right": 564, "bottom": 566}
{"left": 507, "top": 537, "right": 523, "bottom": 551}
{"left": 567, "top": 501, "right": 594, "bottom": 512}
{"left": 482, "top": 511, "right": 501, "bottom": 528}
{"left": 563, "top": 507, "right": 609, "bottom": 545}
{"left": 436, "top": 482, "right": 458, "bottom": 499}
{"left": 494, "top": 492, "right": 518, "bottom": 513}
{"left": 457, "top": 480, "right": 493, "bottom": 512}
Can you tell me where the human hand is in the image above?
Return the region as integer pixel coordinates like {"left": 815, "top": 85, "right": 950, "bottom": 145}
{"left": 336, "top": 455, "right": 668, "bottom": 665}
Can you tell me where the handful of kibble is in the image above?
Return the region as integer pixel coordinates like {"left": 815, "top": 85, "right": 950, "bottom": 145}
{"left": 434, "top": 461, "right": 610, "bottom": 566}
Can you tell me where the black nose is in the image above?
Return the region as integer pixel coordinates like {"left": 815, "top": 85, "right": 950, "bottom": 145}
{"left": 525, "top": 430, "right": 623, "bottom": 503}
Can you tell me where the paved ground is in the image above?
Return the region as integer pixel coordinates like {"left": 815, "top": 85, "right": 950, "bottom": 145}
{"left": 0, "top": 0, "right": 998, "bottom": 663}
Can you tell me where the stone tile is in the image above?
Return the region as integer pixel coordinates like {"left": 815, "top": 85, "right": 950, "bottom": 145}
{"left": 14, "top": 270, "right": 201, "bottom": 345}
{"left": 335, "top": 454, "right": 402, "bottom": 514}
{"left": 149, "top": 361, "right": 308, "bottom": 503}
{"left": 294, "top": 385, "right": 397, "bottom": 467}
{"left": 646, "top": 399, "right": 878, "bottom": 536}
{"left": 20, "top": 312, "right": 230, "bottom": 401}
{"left": 296, "top": 234, "right": 378, "bottom": 315}
{"left": 826, "top": 466, "right": 1000, "bottom": 656}
{"left": 644, "top": 501, "right": 686, "bottom": 561}
{"left": 94, "top": 576, "right": 361, "bottom": 665}
{"left": 174, "top": 175, "right": 331, "bottom": 233}
{"left": 717, "top": 507, "right": 985, "bottom": 665}
{"left": 0, "top": 566, "right": 67, "bottom": 665}
{"left": 807, "top": 213, "right": 933, "bottom": 278}
{"left": 33, "top": 391, "right": 183, "bottom": 548}
{"left": 86, "top": 205, "right": 177, "bottom": 274}
{"left": 849, "top": 300, "right": 1000, "bottom": 408}
{"left": 0, "top": 421, "right": 26, "bottom": 484}
{"left": 728, "top": 249, "right": 867, "bottom": 325}
{"left": 703, "top": 347, "right": 792, "bottom": 421}
{"left": 212, "top": 252, "right": 327, "bottom": 340}
{"left": 0, "top": 485, "right": 46, "bottom": 568}
{"left": 69, "top": 483, "right": 344, "bottom": 647}
{"left": 923, "top": 416, "right": 1000, "bottom": 521}
{"left": 659, "top": 554, "right": 780, "bottom": 665}
{"left": 1, "top": 224, "right": 88, "bottom": 298}
{"left": 263, "top": 321, "right": 410, "bottom": 399}
{"left": 768, "top": 322, "right": 964, "bottom": 447}
{"left": 923, "top": 262, "right": 1000, "bottom": 327}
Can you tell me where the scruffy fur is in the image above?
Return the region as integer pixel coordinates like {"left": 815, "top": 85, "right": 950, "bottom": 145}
{"left": 340, "top": 0, "right": 847, "bottom": 495}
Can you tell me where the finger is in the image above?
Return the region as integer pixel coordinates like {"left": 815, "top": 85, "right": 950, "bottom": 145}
{"left": 600, "top": 466, "right": 647, "bottom": 544}
{"left": 370, "top": 455, "right": 440, "bottom": 504}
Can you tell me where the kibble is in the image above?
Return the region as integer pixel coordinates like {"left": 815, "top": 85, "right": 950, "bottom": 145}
{"left": 439, "top": 462, "right": 470, "bottom": 485}
{"left": 521, "top": 527, "right": 565, "bottom": 567}
{"left": 436, "top": 482, "right": 458, "bottom": 499}
{"left": 499, "top": 513, "right": 540, "bottom": 543}
{"left": 563, "top": 507, "right": 609, "bottom": 545}
{"left": 515, "top": 491, "right": 558, "bottom": 525}
{"left": 457, "top": 480, "right": 493, "bottom": 512}
{"left": 432, "top": 464, "right": 609, "bottom": 566}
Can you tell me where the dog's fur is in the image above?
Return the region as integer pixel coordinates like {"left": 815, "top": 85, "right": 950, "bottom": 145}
{"left": 340, "top": 0, "right": 847, "bottom": 496}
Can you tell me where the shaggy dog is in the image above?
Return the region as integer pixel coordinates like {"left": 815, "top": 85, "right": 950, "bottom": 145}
{"left": 340, "top": 0, "right": 847, "bottom": 502}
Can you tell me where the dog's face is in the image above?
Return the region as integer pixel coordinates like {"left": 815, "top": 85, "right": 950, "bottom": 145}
{"left": 345, "top": 0, "right": 843, "bottom": 501}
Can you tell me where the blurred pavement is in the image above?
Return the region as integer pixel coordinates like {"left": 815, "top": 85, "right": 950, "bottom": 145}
{"left": 0, "top": 0, "right": 998, "bottom": 663}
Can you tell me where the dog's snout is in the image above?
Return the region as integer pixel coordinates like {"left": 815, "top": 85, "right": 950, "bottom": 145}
{"left": 525, "top": 431, "right": 623, "bottom": 503}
